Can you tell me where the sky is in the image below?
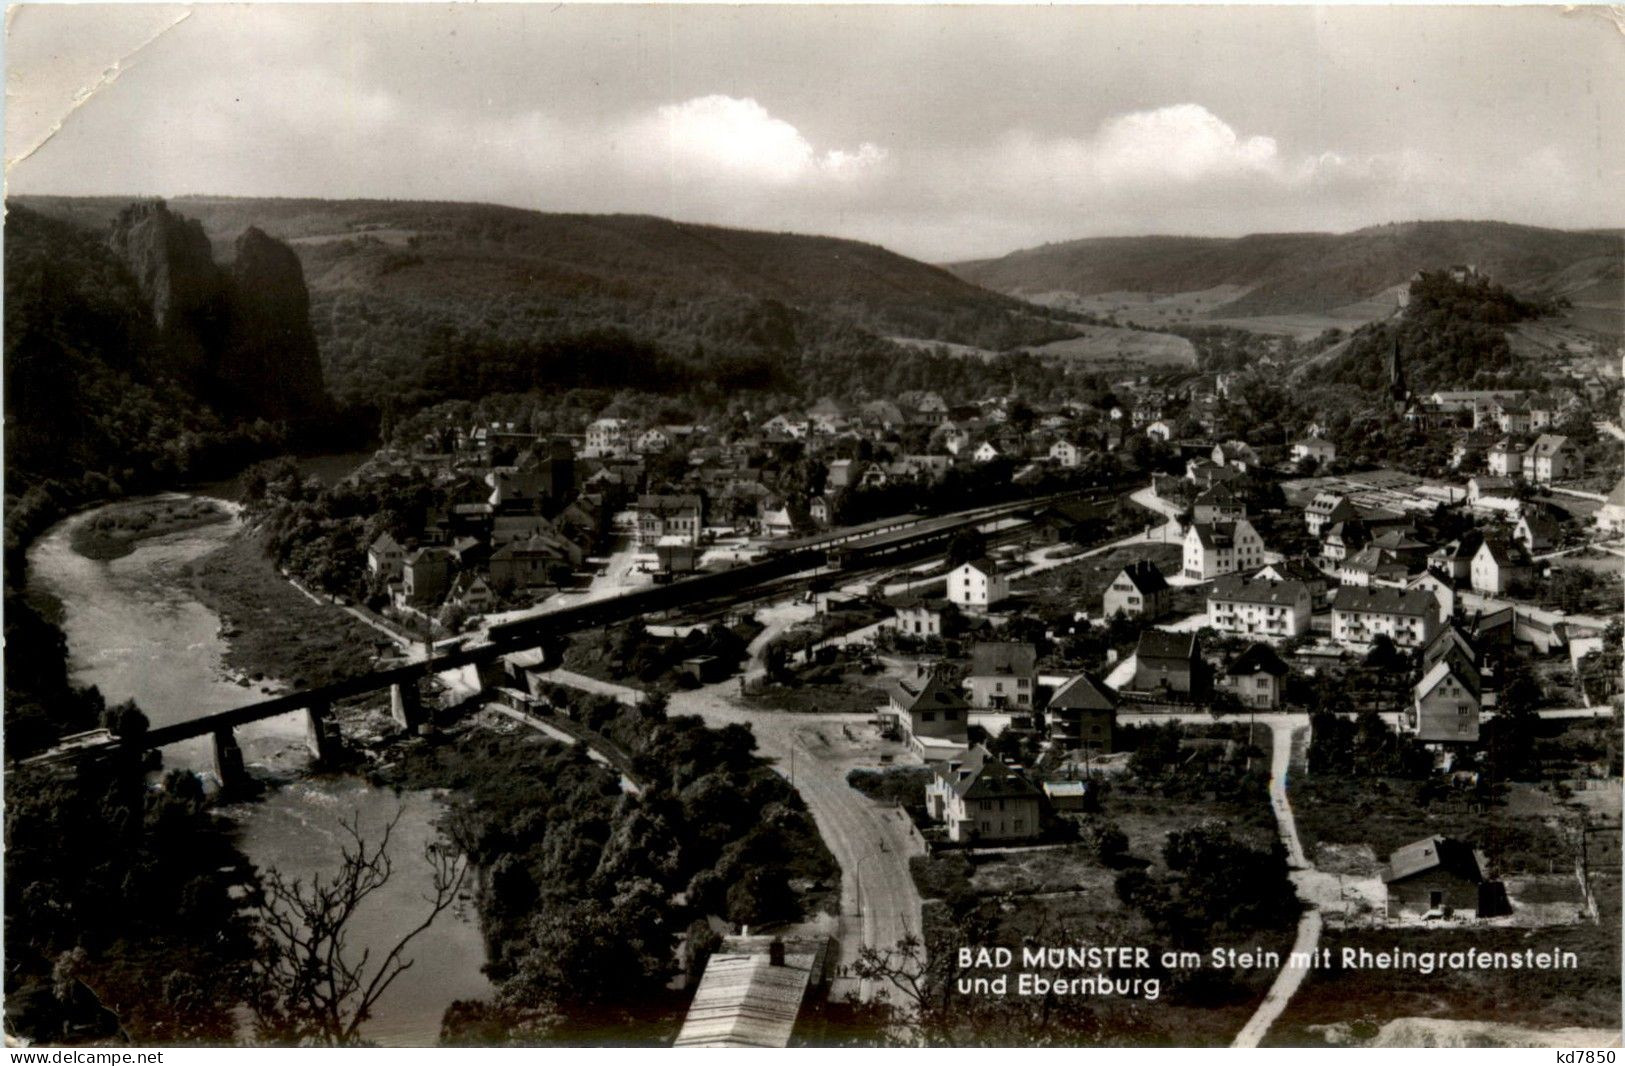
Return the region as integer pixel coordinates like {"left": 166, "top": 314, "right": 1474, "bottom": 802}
{"left": 5, "top": 4, "right": 1623, "bottom": 262}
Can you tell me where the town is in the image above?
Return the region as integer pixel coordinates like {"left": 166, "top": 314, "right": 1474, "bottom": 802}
{"left": 210, "top": 268, "right": 1622, "bottom": 1048}
{"left": 5, "top": 6, "right": 1621, "bottom": 1051}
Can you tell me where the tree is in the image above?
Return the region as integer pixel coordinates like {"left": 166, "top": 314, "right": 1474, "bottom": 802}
{"left": 248, "top": 811, "right": 467, "bottom": 1046}
{"left": 102, "top": 699, "right": 149, "bottom": 740}
{"left": 945, "top": 528, "right": 987, "bottom": 568}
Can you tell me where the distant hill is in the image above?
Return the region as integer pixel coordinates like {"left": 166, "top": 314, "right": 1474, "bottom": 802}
{"left": 16, "top": 197, "right": 1081, "bottom": 406}
{"left": 949, "top": 221, "right": 1623, "bottom": 332}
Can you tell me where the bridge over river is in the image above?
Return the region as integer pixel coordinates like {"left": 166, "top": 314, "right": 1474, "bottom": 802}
{"left": 23, "top": 488, "right": 1113, "bottom": 787}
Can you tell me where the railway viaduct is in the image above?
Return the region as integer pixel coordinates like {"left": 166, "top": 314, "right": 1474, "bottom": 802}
{"left": 24, "top": 489, "right": 1114, "bottom": 788}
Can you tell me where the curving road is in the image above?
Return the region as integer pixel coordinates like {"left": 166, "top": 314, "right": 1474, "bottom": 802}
{"left": 667, "top": 681, "right": 924, "bottom": 1000}
{"left": 1233, "top": 715, "right": 1322, "bottom": 1048}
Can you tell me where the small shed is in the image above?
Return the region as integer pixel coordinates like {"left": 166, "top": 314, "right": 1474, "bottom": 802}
{"left": 1381, "top": 836, "right": 1506, "bottom": 919}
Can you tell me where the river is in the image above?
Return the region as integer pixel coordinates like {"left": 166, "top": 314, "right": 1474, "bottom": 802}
{"left": 25, "top": 499, "right": 492, "bottom": 1046}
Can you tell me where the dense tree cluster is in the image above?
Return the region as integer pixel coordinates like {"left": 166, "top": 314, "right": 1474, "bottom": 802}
{"left": 430, "top": 694, "right": 835, "bottom": 1044}
{"left": 5, "top": 763, "right": 258, "bottom": 1044}
{"left": 1327, "top": 271, "right": 1550, "bottom": 393}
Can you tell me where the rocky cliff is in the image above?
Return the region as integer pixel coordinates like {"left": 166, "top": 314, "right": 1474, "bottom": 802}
{"left": 106, "top": 199, "right": 224, "bottom": 381}
{"left": 220, "top": 227, "right": 328, "bottom": 420}
{"left": 106, "top": 201, "right": 326, "bottom": 420}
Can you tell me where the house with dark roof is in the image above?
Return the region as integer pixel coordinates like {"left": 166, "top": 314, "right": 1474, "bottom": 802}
{"left": 636, "top": 493, "right": 704, "bottom": 547}
{"left": 368, "top": 532, "right": 407, "bottom": 581}
{"left": 892, "top": 595, "right": 952, "bottom": 639}
{"left": 1409, "top": 645, "right": 1482, "bottom": 744}
{"left": 879, "top": 671, "right": 968, "bottom": 761}
{"left": 1336, "top": 545, "right": 1411, "bottom": 589}
{"left": 1102, "top": 559, "right": 1170, "bottom": 621}
{"left": 1207, "top": 575, "right": 1313, "bottom": 638}
{"left": 1033, "top": 498, "right": 1109, "bottom": 545}
{"left": 1428, "top": 529, "right": 1484, "bottom": 583}
{"left": 1382, "top": 837, "right": 1497, "bottom": 919}
{"left": 1192, "top": 481, "right": 1247, "bottom": 524}
{"left": 1045, "top": 672, "right": 1117, "bottom": 750}
{"left": 1330, "top": 586, "right": 1441, "bottom": 649}
{"left": 1405, "top": 569, "right": 1456, "bottom": 622}
{"left": 1319, "top": 517, "right": 1370, "bottom": 565}
{"left": 1221, "top": 643, "right": 1290, "bottom": 710}
{"left": 1512, "top": 509, "right": 1559, "bottom": 555}
{"left": 402, "top": 546, "right": 454, "bottom": 606}
{"left": 964, "top": 641, "right": 1038, "bottom": 710}
{"left": 1521, "top": 433, "right": 1582, "bottom": 484}
{"left": 924, "top": 746, "right": 1044, "bottom": 843}
{"left": 1183, "top": 518, "right": 1267, "bottom": 580}
{"left": 1131, "top": 630, "right": 1208, "bottom": 699}
{"left": 1252, "top": 558, "right": 1330, "bottom": 603}
{"left": 1469, "top": 535, "right": 1532, "bottom": 594}
{"left": 1305, "top": 492, "right": 1359, "bottom": 537}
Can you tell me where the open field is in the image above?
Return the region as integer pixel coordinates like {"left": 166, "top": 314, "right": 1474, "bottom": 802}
{"left": 885, "top": 335, "right": 999, "bottom": 360}
{"left": 748, "top": 672, "right": 886, "bottom": 716}
{"left": 1025, "top": 323, "right": 1197, "bottom": 367}
{"left": 1026, "top": 286, "right": 1251, "bottom": 327}
{"left": 1292, "top": 775, "right": 1575, "bottom": 876}
{"left": 1263, "top": 923, "right": 1622, "bottom": 1046}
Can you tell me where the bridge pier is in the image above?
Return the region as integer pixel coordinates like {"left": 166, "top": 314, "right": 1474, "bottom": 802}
{"left": 303, "top": 701, "right": 342, "bottom": 764}
{"left": 210, "top": 727, "right": 247, "bottom": 793}
{"left": 390, "top": 681, "right": 427, "bottom": 733}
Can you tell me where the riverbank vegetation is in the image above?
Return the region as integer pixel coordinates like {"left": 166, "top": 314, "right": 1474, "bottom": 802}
{"left": 68, "top": 497, "right": 231, "bottom": 561}
{"left": 185, "top": 528, "right": 381, "bottom": 690}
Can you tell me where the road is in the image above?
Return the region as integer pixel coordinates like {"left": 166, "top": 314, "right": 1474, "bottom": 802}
{"left": 667, "top": 682, "right": 924, "bottom": 1000}
{"left": 534, "top": 651, "right": 926, "bottom": 1001}
{"left": 1233, "top": 715, "right": 1322, "bottom": 1048}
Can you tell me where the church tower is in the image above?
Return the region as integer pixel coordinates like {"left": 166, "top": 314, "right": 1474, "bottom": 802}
{"left": 1386, "top": 333, "right": 1409, "bottom": 412}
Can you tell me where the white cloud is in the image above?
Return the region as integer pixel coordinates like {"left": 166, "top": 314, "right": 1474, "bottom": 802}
{"left": 1092, "top": 104, "right": 1280, "bottom": 183}
{"left": 620, "top": 94, "right": 888, "bottom": 186}
{"left": 990, "top": 104, "right": 1293, "bottom": 194}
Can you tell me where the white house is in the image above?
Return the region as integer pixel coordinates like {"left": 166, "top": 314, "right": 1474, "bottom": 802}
{"left": 1595, "top": 477, "right": 1625, "bottom": 536}
{"left": 1485, "top": 440, "right": 1522, "bottom": 478}
{"left": 973, "top": 441, "right": 1001, "bottom": 464}
{"left": 585, "top": 417, "right": 629, "bottom": 457}
{"left": 1183, "top": 518, "right": 1268, "bottom": 580}
{"left": 1049, "top": 440, "right": 1083, "bottom": 468}
{"left": 1102, "top": 560, "right": 1170, "bottom": 621}
{"left": 1145, "top": 420, "right": 1174, "bottom": 442}
{"left": 1469, "top": 536, "right": 1531, "bottom": 594}
{"left": 1521, "top": 434, "right": 1583, "bottom": 485}
{"left": 367, "top": 532, "right": 407, "bottom": 581}
{"left": 1206, "top": 575, "right": 1313, "bottom": 638}
{"left": 762, "top": 413, "right": 810, "bottom": 440}
{"left": 1330, "top": 587, "right": 1441, "bottom": 649}
{"left": 1211, "top": 441, "right": 1259, "bottom": 469}
{"left": 1305, "top": 492, "right": 1358, "bottom": 537}
{"left": 1290, "top": 438, "right": 1337, "bottom": 465}
{"left": 947, "top": 558, "right": 1009, "bottom": 611}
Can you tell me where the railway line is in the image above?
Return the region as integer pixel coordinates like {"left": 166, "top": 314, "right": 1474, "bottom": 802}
{"left": 21, "top": 484, "right": 1122, "bottom": 769}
